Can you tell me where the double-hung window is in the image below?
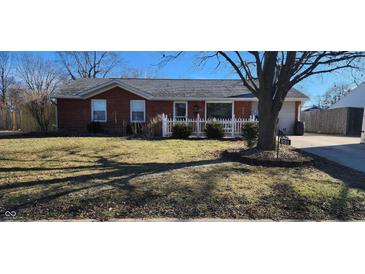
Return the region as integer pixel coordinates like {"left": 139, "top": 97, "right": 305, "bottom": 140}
{"left": 91, "top": 99, "right": 107, "bottom": 122}
{"left": 130, "top": 100, "right": 146, "bottom": 122}
{"left": 174, "top": 102, "right": 187, "bottom": 120}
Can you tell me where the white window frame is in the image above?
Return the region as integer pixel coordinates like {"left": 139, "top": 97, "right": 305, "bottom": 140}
{"left": 205, "top": 101, "right": 234, "bottom": 120}
{"left": 130, "top": 100, "right": 146, "bottom": 123}
{"left": 91, "top": 99, "right": 107, "bottom": 122}
{"left": 173, "top": 101, "right": 188, "bottom": 120}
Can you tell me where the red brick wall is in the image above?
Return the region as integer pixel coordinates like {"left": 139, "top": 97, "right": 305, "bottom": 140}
{"left": 234, "top": 101, "right": 252, "bottom": 118}
{"left": 57, "top": 99, "right": 90, "bottom": 132}
{"left": 92, "top": 87, "right": 144, "bottom": 130}
{"left": 146, "top": 100, "right": 173, "bottom": 121}
{"left": 188, "top": 101, "right": 205, "bottom": 119}
{"left": 58, "top": 87, "right": 148, "bottom": 132}
{"left": 57, "top": 85, "right": 256, "bottom": 132}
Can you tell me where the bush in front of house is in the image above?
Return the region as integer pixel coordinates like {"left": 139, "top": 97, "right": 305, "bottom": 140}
{"left": 146, "top": 115, "right": 163, "bottom": 137}
{"left": 241, "top": 122, "right": 259, "bottom": 148}
{"left": 22, "top": 93, "right": 56, "bottom": 133}
{"left": 171, "top": 122, "right": 193, "bottom": 139}
{"left": 205, "top": 121, "right": 225, "bottom": 139}
{"left": 87, "top": 122, "right": 103, "bottom": 133}
{"left": 126, "top": 122, "right": 144, "bottom": 135}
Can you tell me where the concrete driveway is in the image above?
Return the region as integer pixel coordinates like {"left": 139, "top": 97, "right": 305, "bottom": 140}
{"left": 290, "top": 133, "right": 365, "bottom": 174}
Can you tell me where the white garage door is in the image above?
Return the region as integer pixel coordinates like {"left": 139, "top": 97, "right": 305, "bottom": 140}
{"left": 278, "top": 102, "right": 296, "bottom": 134}
{"left": 251, "top": 101, "right": 296, "bottom": 134}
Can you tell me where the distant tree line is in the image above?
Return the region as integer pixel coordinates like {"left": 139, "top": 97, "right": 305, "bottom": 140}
{"left": 317, "top": 83, "right": 354, "bottom": 109}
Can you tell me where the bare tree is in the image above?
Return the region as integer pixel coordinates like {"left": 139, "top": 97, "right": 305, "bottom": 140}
{"left": 58, "top": 51, "right": 122, "bottom": 79}
{"left": 163, "top": 51, "right": 365, "bottom": 150}
{"left": 0, "top": 52, "right": 14, "bottom": 104}
{"left": 17, "top": 53, "right": 62, "bottom": 95}
{"left": 7, "top": 85, "right": 24, "bottom": 110}
{"left": 319, "top": 83, "right": 353, "bottom": 109}
{"left": 17, "top": 53, "right": 62, "bottom": 132}
{"left": 120, "top": 67, "right": 159, "bottom": 79}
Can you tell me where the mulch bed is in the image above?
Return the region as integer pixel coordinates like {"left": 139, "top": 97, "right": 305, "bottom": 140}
{"left": 222, "top": 146, "right": 314, "bottom": 167}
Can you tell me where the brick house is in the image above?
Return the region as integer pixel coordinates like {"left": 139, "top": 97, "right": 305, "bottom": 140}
{"left": 52, "top": 78, "right": 308, "bottom": 134}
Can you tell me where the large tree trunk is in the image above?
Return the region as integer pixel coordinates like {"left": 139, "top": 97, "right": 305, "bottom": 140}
{"left": 257, "top": 97, "right": 280, "bottom": 151}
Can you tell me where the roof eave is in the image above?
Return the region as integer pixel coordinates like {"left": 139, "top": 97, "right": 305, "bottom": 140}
{"left": 51, "top": 95, "right": 308, "bottom": 101}
{"left": 51, "top": 95, "right": 83, "bottom": 99}
{"left": 150, "top": 97, "right": 307, "bottom": 102}
{"left": 79, "top": 79, "right": 153, "bottom": 99}
{"left": 53, "top": 79, "right": 154, "bottom": 100}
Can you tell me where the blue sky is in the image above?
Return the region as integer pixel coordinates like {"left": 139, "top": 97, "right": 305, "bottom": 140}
{"left": 34, "top": 51, "right": 362, "bottom": 107}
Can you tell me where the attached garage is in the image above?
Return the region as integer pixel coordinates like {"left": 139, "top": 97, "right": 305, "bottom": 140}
{"left": 251, "top": 101, "right": 298, "bottom": 135}
{"left": 277, "top": 102, "right": 296, "bottom": 134}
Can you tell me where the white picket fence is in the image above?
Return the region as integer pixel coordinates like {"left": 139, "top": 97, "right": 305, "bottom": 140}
{"left": 162, "top": 113, "right": 258, "bottom": 138}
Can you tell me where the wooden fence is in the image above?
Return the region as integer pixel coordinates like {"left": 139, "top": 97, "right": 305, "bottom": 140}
{"left": 301, "top": 107, "right": 364, "bottom": 136}
{"left": 20, "top": 105, "right": 56, "bottom": 133}
{"left": 162, "top": 113, "right": 258, "bottom": 137}
{"left": 0, "top": 105, "right": 56, "bottom": 133}
{"left": 0, "top": 107, "right": 21, "bottom": 130}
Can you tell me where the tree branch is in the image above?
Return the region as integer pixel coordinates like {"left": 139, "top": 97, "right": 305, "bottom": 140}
{"left": 217, "top": 51, "right": 258, "bottom": 97}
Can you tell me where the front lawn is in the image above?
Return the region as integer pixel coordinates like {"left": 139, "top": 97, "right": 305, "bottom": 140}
{"left": 1, "top": 137, "right": 365, "bottom": 221}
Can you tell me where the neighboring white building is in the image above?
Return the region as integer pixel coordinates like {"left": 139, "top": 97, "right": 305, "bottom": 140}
{"left": 329, "top": 83, "right": 365, "bottom": 143}
{"left": 361, "top": 104, "right": 365, "bottom": 144}
{"left": 330, "top": 83, "right": 365, "bottom": 109}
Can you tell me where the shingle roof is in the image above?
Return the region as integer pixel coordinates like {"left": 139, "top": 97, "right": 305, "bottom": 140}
{"left": 53, "top": 78, "right": 308, "bottom": 100}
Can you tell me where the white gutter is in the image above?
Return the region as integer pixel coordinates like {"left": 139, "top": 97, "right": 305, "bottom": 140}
{"left": 51, "top": 95, "right": 83, "bottom": 99}
{"left": 52, "top": 95, "right": 307, "bottom": 102}
{"left": 51, "top": 80, "right": 308, "bottom": 102}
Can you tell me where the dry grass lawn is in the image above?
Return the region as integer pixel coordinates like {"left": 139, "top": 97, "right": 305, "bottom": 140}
{"left": 1, "top": 137, "right": 365, "bottom": 221}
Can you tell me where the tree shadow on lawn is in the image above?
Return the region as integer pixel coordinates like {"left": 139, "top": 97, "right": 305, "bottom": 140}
{"left": 2, "top": 148, "right": 365, "bottom": 220}
{"left": 0, "top": 132, "right": 123, "bottom": 140}
{"left": 62, "top": 164, "right": 252, "bottom": 220}
{"left": 312, "top": 156, "right": 365, "bottom": 220}
{"left": 253, "top": 182, "right": 313, "bottom": 220}
{"left": 255, "top": 182, "right": 365, "bottom": 221}
{"left": 0, "top": 153, "right": 252, "bottom": 220}
{"left": 251, "top": 154, "right": 365, "bottom": 220}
